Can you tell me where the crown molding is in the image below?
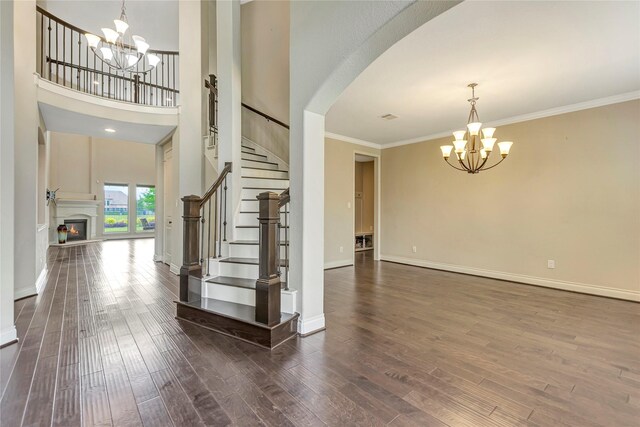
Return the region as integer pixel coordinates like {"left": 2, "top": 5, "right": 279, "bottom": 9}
{"left": 380, "top": 91, "right": 640, "bottom": 149}
{"left": 324, "top": 132, "right": 382, "bottom": 149}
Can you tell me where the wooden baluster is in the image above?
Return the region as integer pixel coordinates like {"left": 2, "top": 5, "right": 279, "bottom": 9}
{"left": 255, "top": 192, "right": 281, "bottom": 326}
{"left": 180, "top": 195, "right": 202, "bottom": 302}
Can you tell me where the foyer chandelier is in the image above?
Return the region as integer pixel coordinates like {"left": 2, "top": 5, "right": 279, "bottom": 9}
{"left": 84, "top": 0, "right": 160, "bottom": 73}
{"left": 440, "top": 84, "right": 513, "bottom": 173}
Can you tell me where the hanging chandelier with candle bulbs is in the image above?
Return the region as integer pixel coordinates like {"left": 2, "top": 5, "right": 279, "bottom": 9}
{"left": 440, "top": 84, "right": 513, "bottom": 173}
{"left": 84, "top": 0, "right": 160, "bottom": 73}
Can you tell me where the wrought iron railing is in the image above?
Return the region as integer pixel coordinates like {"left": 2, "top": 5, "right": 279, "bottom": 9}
{"left": 179, "top": 162, "right": 231, "bottom": 302}
{"left": 277, "top": 188, "right": 290, "bottom": 290}
{"left": 37, "top": 6, "right": 179, "bottom": 107}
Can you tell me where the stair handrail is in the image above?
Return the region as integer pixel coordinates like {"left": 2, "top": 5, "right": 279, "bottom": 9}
{"left": 241, "top": 103, "right": 290, "bottom": 130}
{"left": 180, "top": 162, "right": 232, "bottom": 303}
{"left": 201, "top": 162, "right": 232, "bottom": 207}
{"left": 278, "top": 188, "right": 290, "bottom": 207}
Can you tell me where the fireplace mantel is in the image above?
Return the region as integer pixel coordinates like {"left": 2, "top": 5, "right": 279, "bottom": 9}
{"left": 52, "top": 199, "right": 100, "bottom": 242}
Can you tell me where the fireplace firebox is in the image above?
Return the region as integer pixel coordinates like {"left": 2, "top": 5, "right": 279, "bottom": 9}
{"left": 64, "top": 219, "right": 88, "bottom": 242}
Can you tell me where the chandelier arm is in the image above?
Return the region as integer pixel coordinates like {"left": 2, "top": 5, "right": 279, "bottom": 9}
{"left": 91, "top": 47, "right": 152, "bottom": 74}
{"left": 457, "top": 156, "right": 471, "bottom": 172}
{"left": 476, "top": 155, "right": 490, "bottom": 171}
{"left": 444, "top": 158, "right": 468, "bottom": 171}
{"left": 479, "top": 156, "right": 506, "bottom": 172}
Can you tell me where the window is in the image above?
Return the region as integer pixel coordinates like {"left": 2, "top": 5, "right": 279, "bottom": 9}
{"left": 104, "top": 184, "right": 129, "bottom": 233}
{"left": 136, "top": 185, "right": 155, "bottom": 232}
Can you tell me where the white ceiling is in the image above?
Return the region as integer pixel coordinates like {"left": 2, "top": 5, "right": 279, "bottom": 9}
{"left": 39, "top": 103, "right": 176, "bottom": 144}
{"left": 42, "top": 0, "right": 178, "bottom": 51}
{"left": 325, "top": 1, "right": 640, "bottom": 145}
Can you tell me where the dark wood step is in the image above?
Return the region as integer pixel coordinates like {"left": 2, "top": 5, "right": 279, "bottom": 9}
{"left": 241, "top": 176, "right": 289, "bottom": 181}
{"left": 241, "top": 145, "right": 255, "bottom": 152}
{"left": 220, "top": 257, "right": 288, "bottom": 267}
{"left": 242, "top": 150, "right": 266, "bottom": 158}
{"left": 242, "top": 159, "right": 279, "bottom": 166}
{"left": 229, "top": 240, "right": 288, "bottom": 245}
{"left": 236, "top": 225, "right": 289, "bottom": 229}
{"left": 241, "top": 166, "right": 289, "bottom": 173}
{"left": 204, "top": 276, "right": 288, "bottom": 290}
{"left": 176, "top": 298, "right": 298, "bottom": 349}
{"left": 205, "top": 276, "right": 256, "bottom": 289}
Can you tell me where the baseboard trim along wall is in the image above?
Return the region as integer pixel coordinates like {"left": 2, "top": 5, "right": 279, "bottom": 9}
{"left": 380, "top": 255, "right": 640, "bottom": 302}
{"left": 298, "top": 314, "right": 326, "bottom": 336}
{"left": 0, "top": 326, "right": 18, "bottom": 348}
{"left": 14, "top": 287, "right": 37, "bottom": 301}
{"left": 35, "top": 267, "right": 48, "bottom": 294}
{"left": 153, "top": 254, "right": 164, "bottom": 262}
{"left": 324, "top": 260, "right": 353, "bottom": 270}
{"left": 169, "top": 263, "right": 181, "bottom": 275}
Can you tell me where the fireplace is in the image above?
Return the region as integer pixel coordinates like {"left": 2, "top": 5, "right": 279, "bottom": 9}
{"left": 64, "top": 219, "right": 88, "bottom": 242}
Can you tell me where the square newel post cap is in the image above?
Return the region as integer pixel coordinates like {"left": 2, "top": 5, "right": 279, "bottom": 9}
{"left": 257, "top": 192, "right": 280, "bottom": 218}
{"left": 181, "top": 195, "right": 202, "bottom": 217}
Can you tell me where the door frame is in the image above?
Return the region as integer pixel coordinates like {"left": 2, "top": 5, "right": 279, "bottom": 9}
{"left": 352, "top": 150, "right": 381, "bottom": 262}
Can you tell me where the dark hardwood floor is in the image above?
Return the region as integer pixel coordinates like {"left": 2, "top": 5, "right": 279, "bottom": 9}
{"left": 1, "top": 240, "right": 638, "bottom": 426}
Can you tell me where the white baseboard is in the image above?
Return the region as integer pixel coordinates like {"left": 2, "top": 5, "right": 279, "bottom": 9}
{"left": 298, "top": 314, "right": 326, "bottom": 335}
{"left": 380, "top": 255, "right": 640, "bottom": 302}
{"left": 0, "top": 326, "right": 17, "bottom": 347}
{"left": 153, "top": 254, "right": 164, "bottom": 262}
{"left": 14, "top": 286, "right": 37, "bottom": 301}
{"left": 169, "top": 263, "right": 181, "bottom": 275}
{"left": 324, "top": 260, "right": 353, "bottom": 270}
{"left": 35, "top": 267, "right": 48, "bottom": 294}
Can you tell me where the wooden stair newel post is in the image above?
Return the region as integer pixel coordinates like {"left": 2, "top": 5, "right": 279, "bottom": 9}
{"left": 255, "top": 192, "right": 281, "bottom": 326}
{"left": 180, "top": 195, "right": 202, "bottom": 302}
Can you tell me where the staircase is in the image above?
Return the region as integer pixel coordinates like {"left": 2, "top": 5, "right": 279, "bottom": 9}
{"left": 176, "top": 139, "right": 298, "bottom": 349}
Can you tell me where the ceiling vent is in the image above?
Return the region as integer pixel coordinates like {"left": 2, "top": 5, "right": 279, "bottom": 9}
{"left": 380, "top": 113, "right": 398, "bottom": 120}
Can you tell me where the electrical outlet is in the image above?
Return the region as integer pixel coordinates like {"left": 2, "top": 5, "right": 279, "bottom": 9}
{"left": 412, "top": 246, "right": 417, "bottom": 253}
{"left": 547, "top": 260, "right": 555, "bottom": 269}
{"left": 339, "top": 246, "right": 344, "bottom": 253}
{"left": 370, "top": 225, "right": 373, "bottom": 231}
{"left": 347, "top": 202, "right": 351, "bottom": 209}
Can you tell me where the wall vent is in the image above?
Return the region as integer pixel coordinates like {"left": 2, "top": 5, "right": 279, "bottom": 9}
{"left": 380, "top": 113, "right": 398, "bottom": 120}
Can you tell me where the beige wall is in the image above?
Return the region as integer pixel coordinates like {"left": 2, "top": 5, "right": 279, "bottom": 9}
{"left": 325, "top": 137, "right": 380, "bottom": 268}
{"left": 241, "top": 0, "right": 290, "bottom": 163}
{"left": 380, "top": 100, "right": 640, "bottom": 300}
{"left": 49, "top": 132, "right": 155, "bottom": 240}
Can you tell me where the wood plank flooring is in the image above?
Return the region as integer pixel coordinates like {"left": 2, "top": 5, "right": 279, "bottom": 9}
{"left": 1, "top": 239, "right": 638, "bottom": 426}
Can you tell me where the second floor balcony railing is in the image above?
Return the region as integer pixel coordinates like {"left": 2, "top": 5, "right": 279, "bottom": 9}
{"left": 37, "top": 6, "right": 179, "bottom": 107}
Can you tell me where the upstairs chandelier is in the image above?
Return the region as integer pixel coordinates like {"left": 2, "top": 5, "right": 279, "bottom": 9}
{"left": 440, "top": 84, "right": 513, "bottom": 173}
{"left": 84, "top": 0, "right": 160, "bottom": 73}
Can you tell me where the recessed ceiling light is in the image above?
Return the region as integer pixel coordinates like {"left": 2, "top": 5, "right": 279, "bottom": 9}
{"left": 380, "top": 113, "right": 398, "bottom": 120}
{"left": 104, "top": 128, "right": 116, "bottom": 133}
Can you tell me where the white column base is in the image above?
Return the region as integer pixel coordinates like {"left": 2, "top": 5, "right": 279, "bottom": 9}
{"left": 0, "top": 326, "right": 17, "bottom": 347}
{"left": 298, "top": 314, "right": 325, "bottom": 336}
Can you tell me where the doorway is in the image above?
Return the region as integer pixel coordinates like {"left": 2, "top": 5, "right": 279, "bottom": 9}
{"left": 163, "top": 147, "right": 173, "bottom": 265}
{"left": 354, "top": 153, "right": 379, "bottom": 263}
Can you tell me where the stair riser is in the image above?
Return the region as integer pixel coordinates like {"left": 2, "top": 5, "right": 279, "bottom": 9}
{"left": 240, "top": 200, "right": 290, "bottom": 213}
{"left": 237, "top": 213, "right": 289, "bottom": 228}
{"left": 219, "top": 261, "right": 258, "bottom": 279}
{"left": 241, "top": 152, "right": 268, "bottom": 162}
{"left": 242, "top": 188, "right": 287, "bottom": 199}
{"left": 241, "top": 168, "right": 289, "bottom": 179}
{"left": 229, "top": 244, "right": 287, "bottom": 259}
{"left": 242, "top": 160, "right": 279, "bottom": 170}
{"left": 241, "top": 178, "right": 290, "bottom": 189}
{"left": 237, "top": 212, "right": 259, "bottom": 226}
{"left": 202, "top": 282, "right": 296, "bottom": 314}
{"left": 235, "top": 227, "right": 259, "bottom": 240}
